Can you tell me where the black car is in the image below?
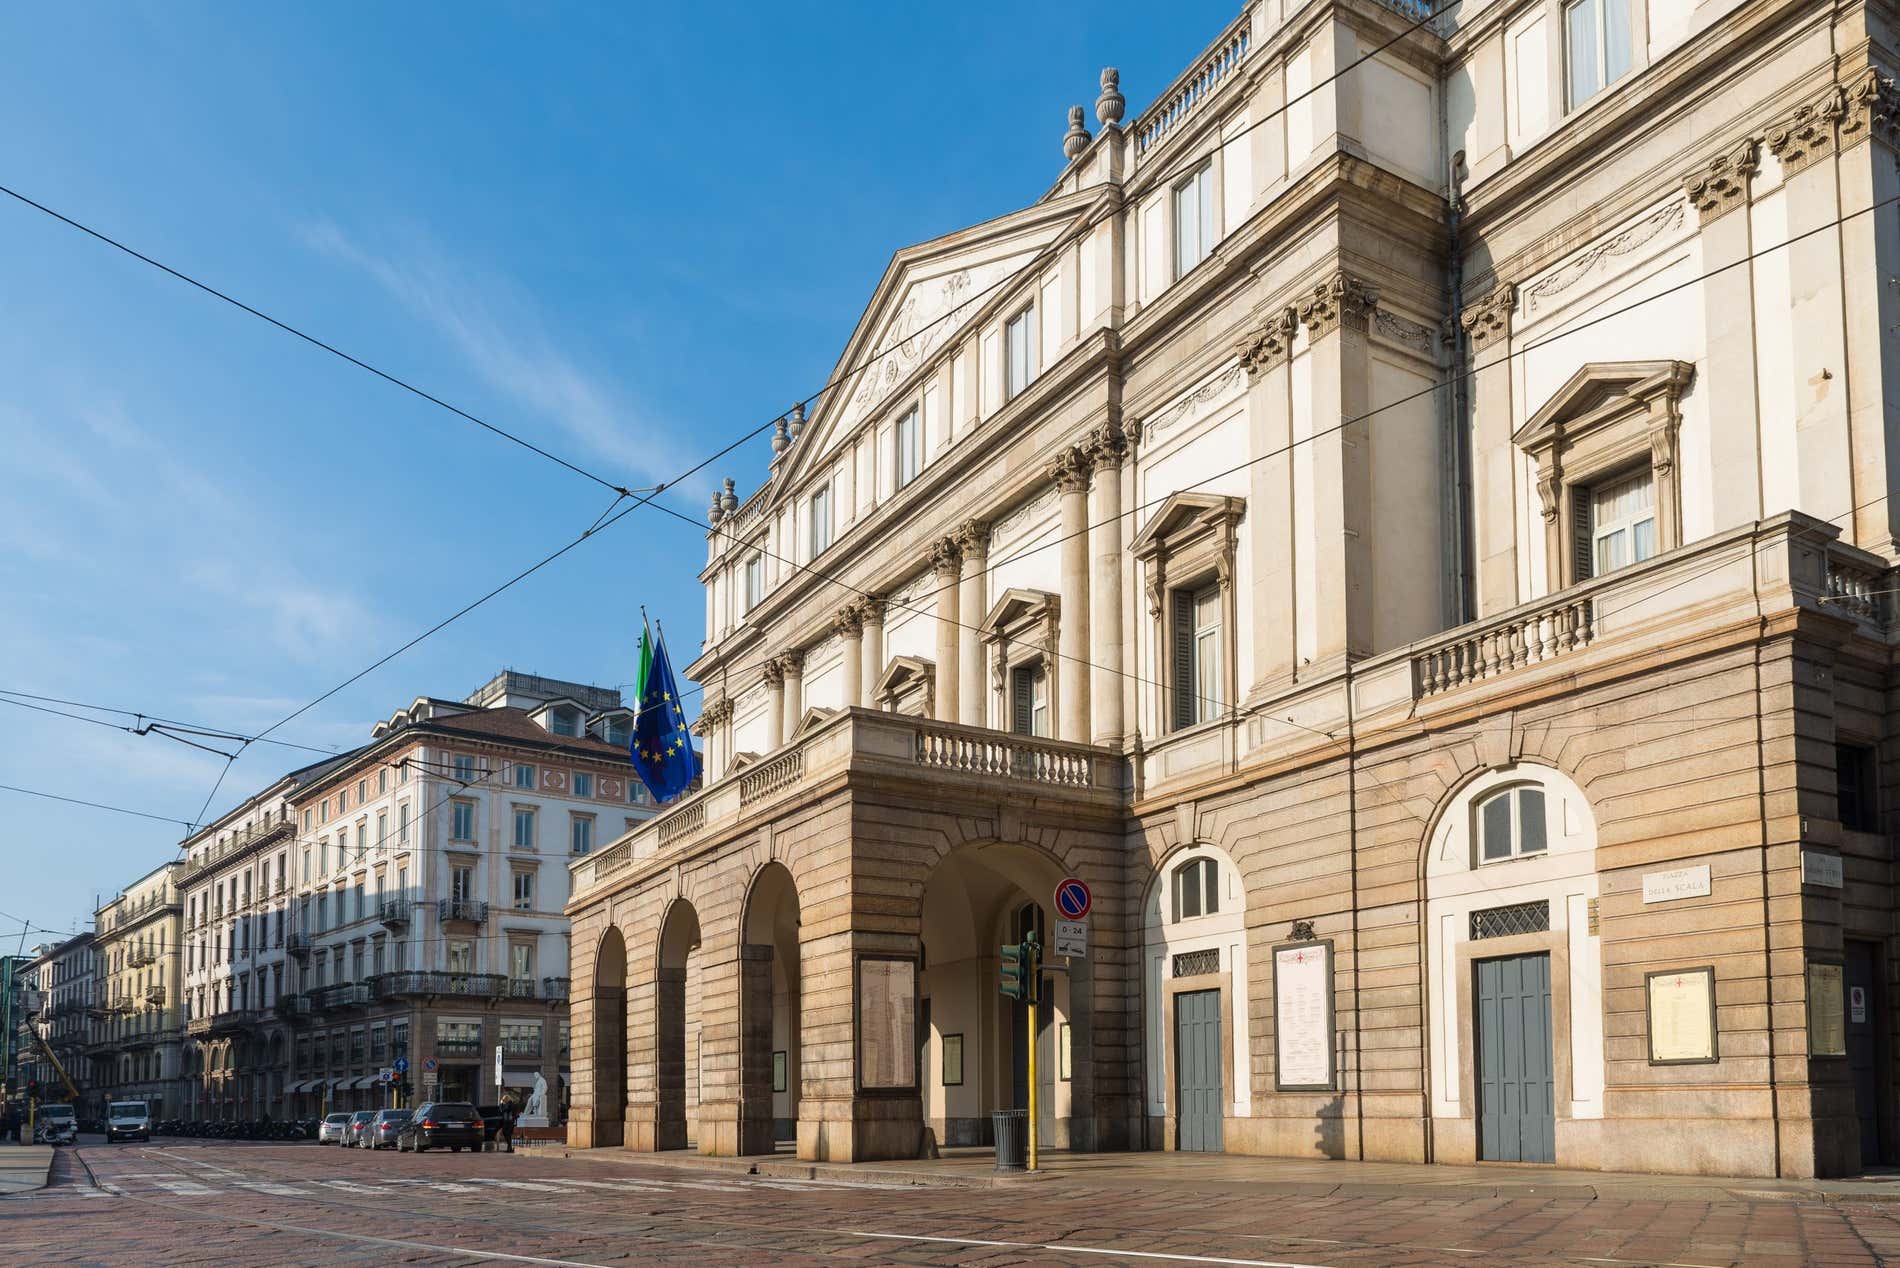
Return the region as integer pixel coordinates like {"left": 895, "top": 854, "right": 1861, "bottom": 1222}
{"left": 395, "top": 1101, "right": 483, "bottom": 1153}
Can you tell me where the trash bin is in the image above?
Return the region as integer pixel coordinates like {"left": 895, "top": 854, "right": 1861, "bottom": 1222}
{"left": 991, "top": 1108, "right": 1027, "bottom": 1172}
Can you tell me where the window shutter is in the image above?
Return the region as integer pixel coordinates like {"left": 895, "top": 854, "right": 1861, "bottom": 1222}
{"left": 1011, "top": 666, "right": 1033, "bottom": 735}
{"left": 1573, "top": 491, "right": 1593, "bottom": 582}
{"left": 1171, "top": 590, "right": 1194, "bottom": 731}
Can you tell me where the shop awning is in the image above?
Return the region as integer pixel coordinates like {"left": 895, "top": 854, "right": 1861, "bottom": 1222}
{"left": 350, "top": 1075, "right": 380, "bottom": 1090}
{"left": 286, "top": 1080, "right": 310, "bottom": 1094}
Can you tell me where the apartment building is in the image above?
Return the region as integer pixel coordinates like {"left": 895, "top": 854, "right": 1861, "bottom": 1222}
{"left": 89, "top": 865, "right": 183, "bottom": 1117}
{"left": 15, "top": 935, "right": 95, "bottom": 1105}
{"left": 568, "top": 0, "right": 1900, "bottom": 1177}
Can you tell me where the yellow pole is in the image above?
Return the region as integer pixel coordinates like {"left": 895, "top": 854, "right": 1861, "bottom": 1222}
{"left": 1027, "top": 997, "right": 1038, "bottom": 1172}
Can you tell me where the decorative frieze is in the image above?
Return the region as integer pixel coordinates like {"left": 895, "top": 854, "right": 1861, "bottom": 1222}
{"left": 1459, "top": 283, "right": 1517, "bottom": 352}
{"left": 1236, "top": 308, "right": 1299, "bottom": 376}
{"left": 1372, "top": 309, "right": 1436, "bottom": 359}
{"left": 1684, "top": 137, "right": 1760, "bottom": 224}
{"left": 1297, "top": 273, "right": 1379, "bottom": 339}
{"left": 1766, "top": 84, "right": 1847, "bottom": 177}
{"left": 1523, "top": 200, "right": 1684, "bottom": 318}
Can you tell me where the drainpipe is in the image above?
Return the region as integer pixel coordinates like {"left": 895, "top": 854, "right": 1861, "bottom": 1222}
{"left": 1445, "top": 148, "right": 1474, "bottom": 626}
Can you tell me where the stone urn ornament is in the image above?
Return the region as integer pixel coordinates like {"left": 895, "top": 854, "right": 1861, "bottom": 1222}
{"left": 1062, "top": 106, "right": 1091, "bottom": 160}
{"left": 1096, "top": 68, "right": 1125, "bottom": 126}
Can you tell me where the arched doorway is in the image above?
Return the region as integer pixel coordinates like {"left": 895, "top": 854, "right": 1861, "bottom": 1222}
{"left": 918, "top": 843, "right": 1084, "bottom": 1151}
{"left": 592, "top": 926, "right": 628, "bottom": 1147}
{"left": 740, "top": 862, "right": 801, "bottom": 1154}
{"left": 655, "top": 899, "right": 702, "bottom": 1151}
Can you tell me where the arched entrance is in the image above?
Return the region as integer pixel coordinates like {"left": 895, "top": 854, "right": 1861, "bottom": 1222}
{"left": 918, "top": 843, "right": 1085, "bottom": 1151}
{"left": 740, "top": 863, "right": 801, "bottom": 1154}
{"left": 591, "top": 926, "right": 628, "bottom": 1147}
{"left": 655, "top": 899, "right": 702, "bottom": 1151}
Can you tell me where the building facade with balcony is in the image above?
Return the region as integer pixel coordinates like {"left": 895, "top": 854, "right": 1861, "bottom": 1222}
{"left": 16, "top": 935, "right": 95, "bottom": 1107}
{"left": 567, "top": 0, "right": 1900, "bottom": 1177}
{"left": 276, "top": 671, "right": 647, "bottom": 1114}
{"left": 89, "top": 864, "right": 183, "bottom": 1118}
{"left": 178, "top": 755, "right": 347, "bottom": 1121}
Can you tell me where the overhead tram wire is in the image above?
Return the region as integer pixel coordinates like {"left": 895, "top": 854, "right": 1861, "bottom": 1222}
{"left": 641, "top": 186, "right": 1900, "bottom": 724}
{"left": 1, "top": 3, "right": 1454, "bottom": 829}
{"left": 0, "top": 693, "right": 340, "bottom": 761}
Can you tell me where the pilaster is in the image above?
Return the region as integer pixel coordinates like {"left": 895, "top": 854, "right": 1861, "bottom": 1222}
{"left": 1238, "top": 306, "right": 1299, "bottom": 696}
{"left": 1461, "top": 281, "right": 1520, "bottom": 615}
{"left": 1086, "top": 425, "right": 1128, "bottom": 746}
{"left": 1295, "top": 271, "right": 1378, "bottom": 668}
{"left": 930, "top": 538, "right": 962, "bottom": 723}
{"left": 956, "top": 520, "right": 991, "bottom": 728}
{"left": 1686, "top": 137, "right": 1765, "bottom": 529}
{"left": 1052, "top": 445, "right": 1093, "bottom": 742}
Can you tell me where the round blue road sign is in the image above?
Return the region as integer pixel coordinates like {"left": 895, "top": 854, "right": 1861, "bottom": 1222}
{"left": 1055, "top": 877, "right": 1092, "bottom": 920}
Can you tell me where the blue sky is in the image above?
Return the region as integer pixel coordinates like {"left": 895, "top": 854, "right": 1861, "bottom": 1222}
{"left": 0, "top": 1, "right": 1238, "bottom": 935}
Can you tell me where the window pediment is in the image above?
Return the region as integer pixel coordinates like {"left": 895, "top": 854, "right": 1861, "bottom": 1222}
{"left": 979, "top": 588, "right": 1059, "bottom": 642}
{"left": 874, "top": 655, "right": 936, "bottom": 717}
{"left": 1513, "top": 360, "right": 1694, "bottom": 457}
{"left": 791, "top": 706, "right": 837, "bottom": 739}
{"left": 1128, "top": 492, "right": 1245, "bottom": 563}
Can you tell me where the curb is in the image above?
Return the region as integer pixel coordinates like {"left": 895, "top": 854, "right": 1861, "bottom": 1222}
{"left": 515, "top": 1142, "right": 1013, "bottom": 1189}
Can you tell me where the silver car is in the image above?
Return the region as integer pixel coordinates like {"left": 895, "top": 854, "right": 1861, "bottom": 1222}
{"left": 317, "top": 1112, "right": 352, "bottom": 1145}
{"left": 366, "top": 1108, "right": 410, "bottom": 1150}
{"left": 344, "top": 1110, "right": 376, "bottom": 1148}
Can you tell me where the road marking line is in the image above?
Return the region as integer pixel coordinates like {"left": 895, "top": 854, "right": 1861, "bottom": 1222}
{"left": 845, "top": 1231, "right": 1333, "bottom": 1267}
{"left": 151, "top": 1180, "right": 216, "bottom": 1195}
{"left": 232, "top": 1181, "right": 309, "bottom": 1197}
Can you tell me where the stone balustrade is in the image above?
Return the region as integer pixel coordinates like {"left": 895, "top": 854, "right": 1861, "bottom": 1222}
{"left": 1413, "top": 598, "right": 1596, "bottom": 697}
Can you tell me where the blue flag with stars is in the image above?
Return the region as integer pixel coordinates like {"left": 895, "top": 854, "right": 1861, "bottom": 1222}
{"left": 630, "top": 630, "right": 699, "bottom": 803}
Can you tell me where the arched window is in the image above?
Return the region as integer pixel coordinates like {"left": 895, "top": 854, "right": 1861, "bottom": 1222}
{"left": 1171, "top": 857, "right": 1220, "bottom": 920}
{"left": 1476, "top": 786, "right": 1548, "bottom": 863}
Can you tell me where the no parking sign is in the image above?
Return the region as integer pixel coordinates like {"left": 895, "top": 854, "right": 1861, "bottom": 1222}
{"left": 1054, "top": 877, "right": 1091, "bottom": 920}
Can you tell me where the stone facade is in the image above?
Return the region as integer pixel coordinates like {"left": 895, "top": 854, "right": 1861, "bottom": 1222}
{"left": 569, "top": 0, "right": 1900, "bottom": 1178}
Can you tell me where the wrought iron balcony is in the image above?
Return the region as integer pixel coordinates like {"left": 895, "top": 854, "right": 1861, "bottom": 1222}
{"left": 541, "top": 976, "right": 571, "bottom": 1002}
{"left": 285, "top": 931, "right": 313, "bottom": 958}
{"left": 305, "top": 982, "right": 371, "bottom": 1012}
{"left": 372, "top": 971, "right": 506, "bottom": 1000}
{"left": 377, "top": 897, "right": 414, "bottom": 928}
{"left": 127, "top": 947, "right": 156, "bottom": 968}
{"left": 276, "top": 994, "right": 312, "bottom": 1021}
{"left": 211, "top": 1008, "right": 269, "bottom": 1034}
{"left": 142, "top": 984, "right": 165, "bottom": 1005}
{"left": 435, "top": 1037, "right": 484, "bottom": 1059}
{"left": 186, "top": 1016, "right": 214, "bottom": 1038}
{"left": 436, "top": 899, "right": 488, "bottom": 927}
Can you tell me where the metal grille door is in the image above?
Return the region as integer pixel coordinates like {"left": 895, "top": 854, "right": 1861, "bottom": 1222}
{"left": 1475, "top": 953, "right": 1555, "bottom": 1163}
{"left": 1174, "top": 989, "right": 1223, "bottom": 1152}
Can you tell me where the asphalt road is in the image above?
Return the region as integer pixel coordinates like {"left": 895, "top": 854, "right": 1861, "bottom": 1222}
{"left": 5, "top": 1137, "right": 1900, "bottom": 1266}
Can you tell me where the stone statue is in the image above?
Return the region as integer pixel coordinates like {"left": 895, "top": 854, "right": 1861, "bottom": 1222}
{"left": 525, "top": 1072, "right": 549, "bottom": 1121}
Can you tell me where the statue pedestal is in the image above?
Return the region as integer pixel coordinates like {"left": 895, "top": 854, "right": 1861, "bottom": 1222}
{"left": 516, "top": 1115, "right": 550, "bottom": 1129}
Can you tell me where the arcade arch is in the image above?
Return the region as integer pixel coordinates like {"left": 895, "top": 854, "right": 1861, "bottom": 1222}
{"left": 591, "top": 925, "right": 628, "bottom": 1147}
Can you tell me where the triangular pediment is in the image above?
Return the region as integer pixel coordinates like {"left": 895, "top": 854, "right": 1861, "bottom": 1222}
{"left": 771, "top": 191, "right": 1099, "bottom": 497}
{"left": 874, "top": 655, "right": 935, "bottom": 696}
{"left": 1515, "top": 360, "right": 1695, "bottom": 452}
{"left": 791, "top": 706, "right": 837, "bottom": 739}
{"left": 979, "top": 588, "right": 1058, "bottom": 637}
{"left": 1128, "top": 493, "right": 1245, "bottom": 559}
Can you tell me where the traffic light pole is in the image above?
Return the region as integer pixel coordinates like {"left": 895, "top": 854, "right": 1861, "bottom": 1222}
{"left": 1026, "top": 996, "right": 1038, "bottom": 1172}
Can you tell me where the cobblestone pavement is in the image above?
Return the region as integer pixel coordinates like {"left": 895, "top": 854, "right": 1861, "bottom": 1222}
{"left": 5, "top": 1140, "right": 1900, "bottom": 1266}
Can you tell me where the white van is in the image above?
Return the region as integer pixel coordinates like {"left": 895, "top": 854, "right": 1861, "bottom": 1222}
{"left": 35, "top": 1103, "right": 77, "bottom": 1145}
{"left": 106, "top": 1101, "right": 151, "bottom": 1143}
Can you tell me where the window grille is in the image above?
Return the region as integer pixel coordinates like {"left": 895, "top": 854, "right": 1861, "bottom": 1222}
{"left": 1172, "top": 948, "right": 1220, "bottom": 978}
{"left": 1469, "top": 901, "right": 1550, "bottom": 941}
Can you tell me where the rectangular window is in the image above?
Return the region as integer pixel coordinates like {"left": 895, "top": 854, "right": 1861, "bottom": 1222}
{"left": 398, "top": 801, "right": 410, "bottom": 843}
{"left": 1565, "top": 0, "right": 1632, "bottom": 108}
{"left": 451, "top": 866, "right": 473, "bottom": 903}
{"left": 743, "top": 554, "right": 764, "bottom": 613}
{"left": 370, "top": 1024, "right": 387, "bottom": 1062}
{"left": 513, "top": 762, "right": 536, "bottom": 790}
{"left": 1009, "top": 663, "right": 1050, "bottom": 738}
{"left": 513, "top": 871, "right": 534, "bottom": 910}
{"left": 1005, "top": 305, "right": 1037, "bottom": 399}
{"left": 571, "top": 816, "right": 594, "bottom": 856}
{"left": 573, "top": 772, "right": 593, "bottom": 798}
{"left": 451, "top": 754, "right": 475, "bottom": 784}
{"left": 1583, "top": 468, "right": 1656, "bottom": 579}
{"left": 549, "top": 710, "right": 579, "bottom": 737}
{"left": 451, "top": 801, "right": 475, "bottom": 841}
{"left": 1172, "top": 161, "right": 1215, "bottom": 277}
{"left": 376, "top": 811, "right": 387, "bottom": 846}
{"left": 513, "top": 807, "right": 535, "bottom": 849}
{"left": 378, "top": 769, "right": 388, "bottom": 794}
{"left": 809, "top": 483, "right": 832, "bottom": 556}
{"left": 446, "top": 941, "right": 473, "bottom": 974}
{"left": 894, "top": 407, "right": 921, "bottom": 489}
{"left": 511, "top": 943, "right": 534, "bottom": 983}
{"left": 356, "top": 779, "right": 366, "bottom": 804}
{"left": 501, "top": 1020, "right": 542, "bottom": 1057}
{"left": 1171, "top": 583, "right": 1223, "bottom": 730}
{"left": 1838, "top": 742, "right": 1879, "bottom": 832}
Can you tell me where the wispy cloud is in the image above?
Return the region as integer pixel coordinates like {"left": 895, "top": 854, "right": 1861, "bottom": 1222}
{"left": 297, "top": 220, "right": 686, "bottom": 486}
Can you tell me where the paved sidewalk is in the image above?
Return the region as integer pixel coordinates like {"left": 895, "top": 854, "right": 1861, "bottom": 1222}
{"left": 0, "top": 1145, "right": 54, "bottom": 1195}
{"left": 525, "top": 1139, "right": 1900, "bottom": 1204}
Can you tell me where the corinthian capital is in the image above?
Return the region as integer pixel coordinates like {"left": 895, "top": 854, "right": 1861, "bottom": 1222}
{"left": 1084, "top": 423, "right": 1129, "bottom": 471}
{"left": 1049, "top": 444, "right": 1093, "bottom": 494}
{"left": 854, "top": 595, "right": 887, "bottom": 626}
{"left": 929, "top": 535, "right": 963, "bottom": 575}
{"left": 1684, "top": 137, "right": 1760, "bottom": 223}
{"left": 1237, "top": 307, "right": 1300, "bottom": 376}
{"left": 762, "top": 659, "right": 785, "bottom": 689}
{"left": 1842, "top": 68, "right": 1900, "bottom": 151}
{"left": 955, "top": 518, "right": 992, "bottom": 558}
{"left": 1298, "top": 272, "right": 1379, "bottom": 339}
{"left": 833, "top": 605, "right": 863, "bottom": 639}
{"left": 1766, "top": 84, "right": 1847, "bottom": 177}
{"left": 1459, "top": 283, "right": 1517, "bottom": 353}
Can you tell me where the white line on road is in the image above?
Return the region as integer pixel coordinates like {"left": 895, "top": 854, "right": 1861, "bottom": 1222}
{"left": 845, "top": 1230, "right": 1334, "bottom": 1267}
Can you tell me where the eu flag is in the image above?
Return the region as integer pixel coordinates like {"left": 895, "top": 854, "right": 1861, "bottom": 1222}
{"left": 630, "top": 630, "right": 700, "bottom": 803}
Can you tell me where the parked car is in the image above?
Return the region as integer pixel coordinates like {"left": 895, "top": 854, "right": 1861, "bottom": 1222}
{"left": 344, "top": 1111, "right": 376, "bottom": 1148}
{"left": 317, "top": 1112, "right": 353, "bottom": 1145}
{"left": 34, "top": 1104, "right": 77, "bottom": 1145}
{"left": 395, "top": 1102, "right": 483, "bottom": 1153}
{"left": 366, "top": 1108, "right": 411, "bottom": 1150}
{"left": 105, "top": 1101, "right": 152, "bottom": 1144}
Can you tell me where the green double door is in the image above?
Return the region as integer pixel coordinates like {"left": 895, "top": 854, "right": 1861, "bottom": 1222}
{"left": 1174, "top": 989, "right": 1223, "bottom": 1153}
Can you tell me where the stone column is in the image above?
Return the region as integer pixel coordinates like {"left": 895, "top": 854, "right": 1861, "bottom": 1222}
{"left": 930, "top": 537, "right": 962, "bottom": 723}
{"left": 835, "top": 608, "right": 864, "bottom": 708}
{"left": 1052, "top": 446, "right": 1093, "bottom": 742}
{"left": 956, "top": 520, "right": 991, "bottom": 728}
{"left": 1239, "top": 310, "right": 1299, "bottom": 696}
{"left": 1086, "top": 426, "right": 1127, "bottom": 745}
{"left": 780, "top": 652, "right": 804, "bottom": 740}
{"left": 737, "top": 944, "right": 777, "bottom": 1155}
{"left": 857, "top": 598, "right": 886, "bottom": 705}
{"left": 1684, "top": 141, "right": 1763, "bottom": 530}
{"left": 1296, "top": 272, "right": 1377, "bottom": 667}
{"left": 1460, "top": 283, "right": 1521, "bottom": 612}
{"left": 763, "top": 660, "right": 786, "bottom": 751}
